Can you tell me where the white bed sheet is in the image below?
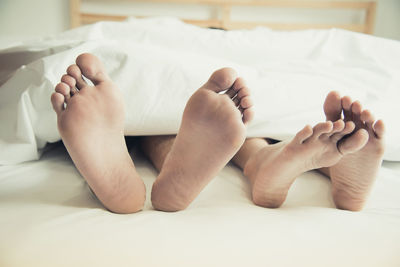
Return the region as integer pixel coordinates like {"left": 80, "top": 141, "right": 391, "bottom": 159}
{"left": 1, "top": 143, "right": 400, "bottom": 267}
{"left": 1, "top": 17, "right": 400, "bottom": 164}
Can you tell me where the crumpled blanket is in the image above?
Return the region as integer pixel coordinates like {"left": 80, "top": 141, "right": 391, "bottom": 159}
{"left": 0, "top": 17, "right": 399, "bottom": 164}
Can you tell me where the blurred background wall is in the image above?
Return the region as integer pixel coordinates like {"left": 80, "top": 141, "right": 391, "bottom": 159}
{"left": 0, "top": 0, "right": 399, "bottom": 41}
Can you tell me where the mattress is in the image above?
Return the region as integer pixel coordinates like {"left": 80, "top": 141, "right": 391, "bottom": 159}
{"left": 1, "top": 142, "right": 400, "bottom": 267}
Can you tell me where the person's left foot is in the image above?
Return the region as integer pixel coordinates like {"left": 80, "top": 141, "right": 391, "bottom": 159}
{"left": 244, "top": 120, "right": 365, "bottom": 208}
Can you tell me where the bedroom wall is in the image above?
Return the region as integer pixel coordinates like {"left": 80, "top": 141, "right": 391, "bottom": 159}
{"left": 375, "top": 0, "right": 400, "bottom": 40}
{"left": 0, "top": 0, "right": 69, "bottom": 40}
{"left": 0, "top": 0, "right": 399, "bottom": 41}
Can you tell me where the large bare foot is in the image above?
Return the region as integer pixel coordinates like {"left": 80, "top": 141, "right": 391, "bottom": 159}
{"left": 323, "top": 91, "right": 385, "bottom": 211}
{"left": 151, "top": 68, "right": 254, "bottom": 211}
{"left": 50, "top": 53, "right": 145, "bottom": 214}
{"left": 243, "top": 120, "right": 366, "bottom": 208}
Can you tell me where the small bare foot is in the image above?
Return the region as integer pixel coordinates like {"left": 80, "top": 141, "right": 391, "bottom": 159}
{"left": 323, "top": 91, "right": 385, "bottom": 211}
{"left": 50, "top": 53, "right": 145, "bottom": 214}
{"left": 151, "top": 68, "right": 254, "bottom": 211}
{"left": 244, "top": 120, "right": 365, "bottom": 208}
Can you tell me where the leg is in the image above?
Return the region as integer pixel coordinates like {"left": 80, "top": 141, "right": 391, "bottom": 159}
{"left": 150, "top": 69, "right": 254, "bottom": 212}
{"left": 323, "top": 91, "right": 385, "bottom": 211}
{"left": 141, "top": 135, "right": 175, "bottom": 172}
{"left": 231, "top": 137, "right": 280, "bottom": 174}
{"left": 51, "top": 53, "right": 145, "bottom": 214}
{"left": 233, "top": 119, "right": 364, "bottom": 208}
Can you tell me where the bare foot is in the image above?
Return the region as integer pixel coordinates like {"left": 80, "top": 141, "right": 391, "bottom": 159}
{"left": 50, "top": 53, "right": 145, "bottom": 214}
{"left": 243, "top": 120, "right": 366, "bottom": 208}
{"left": 151, "top": 68, "right": 254, "bottom": 211}
{"left": 323, "top": 91, "right": 385, "bottom": 211}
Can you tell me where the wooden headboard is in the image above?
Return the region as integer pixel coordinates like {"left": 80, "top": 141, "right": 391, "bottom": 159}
{"left": 70, "top": 0, "right": 377, "bottom": 34}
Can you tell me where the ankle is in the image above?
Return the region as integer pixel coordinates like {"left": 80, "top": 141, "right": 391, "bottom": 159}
{"left": 243, "top": 153, "right": 257, "bottom": 180}
{"left": 243, "top": 144, "right": 267, "bottom": 181}
{"left": 232, "top": 138, "right": 268, "bottom": 169}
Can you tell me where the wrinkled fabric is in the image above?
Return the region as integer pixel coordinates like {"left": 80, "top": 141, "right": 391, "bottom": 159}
{"left": 1, "top": 17, "right": 399, "bottom": 164}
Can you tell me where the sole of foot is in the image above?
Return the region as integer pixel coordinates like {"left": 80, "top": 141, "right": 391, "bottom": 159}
{"left": 244, "top": 118, "right": 367, "bottom": 208}
{"left": 51, "top": 53, "right": 145, "bottom": 214}
{"left": 151, "top": 68, "right": 254, "bottom": 212}
{"left": 323, "top": 91, "right": 385, "bottom": 211}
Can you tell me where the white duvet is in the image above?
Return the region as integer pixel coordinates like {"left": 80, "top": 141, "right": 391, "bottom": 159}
{"left": 1, "top": 17, "right": 400, "bottom": 164}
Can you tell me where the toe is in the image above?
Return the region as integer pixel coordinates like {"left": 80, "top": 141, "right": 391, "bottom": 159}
{"left": 205, "top": 67, "right": 238, "bottom": 92}
{"left": 240, "top": 96, "right": 253, "bottom": 109}
{"left": 323, "top": 91, "right": 342, "bottom": 122}
{"left": 331, "top": 120, "right": 345, "bottom": 134}
{"left": 231, "top": 78, "right": 253, "bottom": 112}
{"left": 350, "top": 101, "right": 363, "bottom": 128}
{"left": 232, "top": 77, "right": 247, "bottom": 91}
{"left": 310, "top": 121, "right": 333, "bottom": 139}
{"left": 67, "top": 64, "right": 87, "bottom": 89}
{"left": 61, "top": 74, "right": 77, "bottom": 96}
{"left": 224, "top": 77, "right": 249, "bottom": 100}
{"left": 341, "top": 121, "right": 356, "bottom": 135}
{"left": 237, "top": 87, "right": 251, "bottom": 99}
{"left": 360, "top": 109, "right": 375, "bottom": 133}
{"left": 242, "top": 108, "right": 254, "bottom": 124}
{"left": 330, "top": 121, "right": 355, "bottom": 142}
{"left": 295, "top": 125, "right": 313, "bottom": 143}
{"left": 51, "top": 92, "right": 65, "bottom": 115}
{"left": 341, "top": 96, "right": 352, "bottom": 121}
{"left": 76, "top": 53, "right": 110, "bottom": 85}
{"left": 351, "top": 101, "right": 362, "bottom": 114}
{"left": 373, "top": 120, "right": 385, "bottom": 139}
{"left": 61, "top": 74, "right": 76, "bottom": 89}
{"left": 338, "top": 128, "right": 368, "bottom": 155}
{"left": 327, "top": 120, "right": 345, "bottom": 138}
{"left": 55, "top": 82, "right": 70, "bottom": 96}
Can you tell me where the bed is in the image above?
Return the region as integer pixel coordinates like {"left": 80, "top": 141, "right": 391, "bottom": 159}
{"left": 1, "top": 1, "right": 400, "bottom": 266}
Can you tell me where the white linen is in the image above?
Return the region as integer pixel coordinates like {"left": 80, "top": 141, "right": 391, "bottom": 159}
{"left": 0, "top": 144, "right": 400, "bottom": 267}
{"left": 1, "top": 17, "right": 400, "bottom": 164}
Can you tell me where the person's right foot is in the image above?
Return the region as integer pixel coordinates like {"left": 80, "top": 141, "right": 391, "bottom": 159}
{"left": 323, "top": 91, "right": 385, "bottom": 211}
{"left": 244, "top": 119, "right": 366, "bottom": 208}
{"left": 151, "top": 68, "right": 254, "bottom": 212}
{"left": 51, "top": 53, "right": 145, "bottom": 214}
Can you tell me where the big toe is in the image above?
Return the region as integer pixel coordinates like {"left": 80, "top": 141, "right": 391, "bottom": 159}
{"left": 323, "top": 91, "right": 342, "bottom": 122}
{"left": 205, "top": 67, "right": 237, "bottom": 92}
{"left": 76, "top": 53, "right": 110, "bottom": 85}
